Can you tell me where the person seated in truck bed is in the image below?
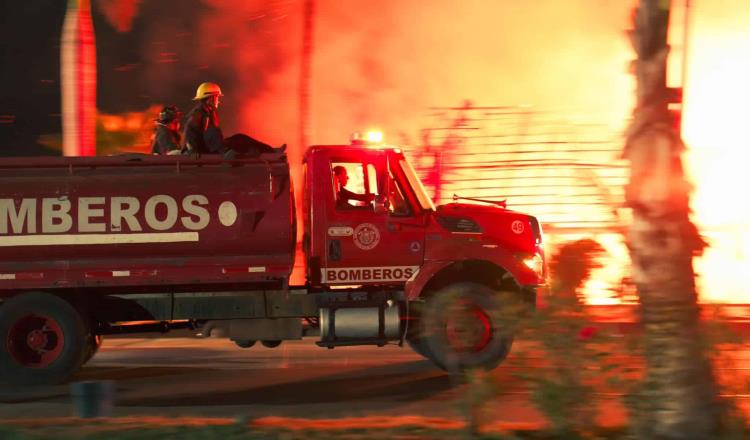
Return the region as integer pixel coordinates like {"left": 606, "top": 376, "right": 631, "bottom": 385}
{"left": 333, "top": 165, "right": 375, "bottom": 209}
{"left": 183, "top": 82, "right": 286, "bottom": 157}
{"left": 183, "top": 82, "right": 225, "bottom": 154}
{"left": 150, "top": 105, "right": 182, "bottom": 155}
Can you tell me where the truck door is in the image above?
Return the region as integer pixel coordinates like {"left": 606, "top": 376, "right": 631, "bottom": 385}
{"left": 321, "top": 150, "right": 426, "bottom": 286}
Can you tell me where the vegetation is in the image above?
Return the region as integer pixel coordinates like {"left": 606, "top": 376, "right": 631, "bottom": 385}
{"left": 0, "top": 421, "right": 673, "bottom": 440}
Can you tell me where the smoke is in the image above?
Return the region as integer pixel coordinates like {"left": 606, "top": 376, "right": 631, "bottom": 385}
{"left": 134, "top": 0, "right": 637, "bottom": 246}
{"left": 136, "top": 0, "right": 301, "bottom": 146}
{"left": 95, "top": 0, "right": 141, "bottom": 33}
{"left": 307, "top": 0, "right": 636, "bottom": 145}
{"left": 119, "top": 0, "right": 750, "bottom": 302}
{"left": 137, "top": 0, "right": 635, "bottom": 147}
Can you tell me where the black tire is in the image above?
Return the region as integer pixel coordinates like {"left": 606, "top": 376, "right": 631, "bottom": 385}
{"left": 82, "top": 334, "right": 103, "bottom": 365}
{"left": 407, "top": 337, "right": 433, "bottom": 359}
{"left": 0, "top": 292, "right": 88, "bottom": 385}
{"left": 261, "top": 340, "right": 282, "bottom": 348}
{"left": 405, "top": 302, "right": 433, "bottom": 359}
{"left": 233, "top": 339, "right": 256, "bottom": 349}
{"left": 420, "top": 282, "right": 515, "bottom": 372}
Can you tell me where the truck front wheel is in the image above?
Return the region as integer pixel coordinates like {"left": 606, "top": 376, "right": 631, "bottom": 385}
{"left": 406, "top": 305, "right": 433, "bottom": 359}
{"left": 0, "top": 292, "right": 88, "bottom": 385}
{"left": 406, "top": 337, "right": 433, "bottom": 360}
{"left": 420, "top": 282, "right": 515, "bottom": 372}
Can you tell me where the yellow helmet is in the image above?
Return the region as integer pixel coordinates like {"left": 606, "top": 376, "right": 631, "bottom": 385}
{"left": 192, "top": 82, "right": 224, "bottom": 101}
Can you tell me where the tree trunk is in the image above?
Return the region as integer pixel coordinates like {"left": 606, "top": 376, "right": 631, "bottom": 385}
{"left": 293, "top": 0, "right": 315, "bottom": 242}
{"left": 625, "top": 1, "right": 723, "bottom": 438}
{"left": 299, "top": 0, "right": 314, "bottom": 153}
{"left": 61, "top": 0, "right": 97, "bottom": 157}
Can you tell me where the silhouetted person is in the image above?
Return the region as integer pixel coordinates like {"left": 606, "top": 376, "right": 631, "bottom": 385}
{"left": 183, "top": 82, "right": 225, "bottom": 155}
{"left": 333, "top": 166, "right": 374, "bottom": 209}
{"left": 183, "top": 82, "right": 286, "bottom": 157}
{"left": 150, "top": 105, "right": 182, "bottom": 155}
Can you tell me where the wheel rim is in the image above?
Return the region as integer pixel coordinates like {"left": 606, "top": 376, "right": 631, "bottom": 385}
{"left": 7, "top": 314, "right": 65, "bottom": 368}
{"left": 445, "top": 300, "right": 493, "bottom": 353}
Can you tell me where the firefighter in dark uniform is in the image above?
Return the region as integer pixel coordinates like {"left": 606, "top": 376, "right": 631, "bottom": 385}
{"left": 183, "top": 82, "right": 287, "bottom": 157}
{"left": 183, "top": 82, "right": 225, "bottom": 155}
{"left": 150, "top": 105, "right": 182, "bottom": 155}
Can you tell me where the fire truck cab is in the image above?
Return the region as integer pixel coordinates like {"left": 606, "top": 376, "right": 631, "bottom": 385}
{"left": 303, "top": 143, "right": 545, "bottom": 369}
{"left": 305, "top": 144, "right": 430, "bottom": 287}
{"left": 305, "top": 143, "right": 544, "bottom": 293}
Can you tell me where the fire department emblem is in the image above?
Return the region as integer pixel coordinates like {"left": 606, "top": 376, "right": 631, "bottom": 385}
{"left": 511, "top": 220, "right": 525, "bottom": 234}
{"left": 353, "top": 223, "right": 380, "bottom": 250}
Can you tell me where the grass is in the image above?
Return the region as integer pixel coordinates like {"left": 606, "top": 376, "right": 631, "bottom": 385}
{"left": 0, "top": 414, "right": 622, "bottom": 440}
{"left": 0, "top": 420, "right": 636, "bottom": 440}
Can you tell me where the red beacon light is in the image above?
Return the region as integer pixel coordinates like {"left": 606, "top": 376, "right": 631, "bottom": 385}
{"left": 350, "top": 130, "right": 384, "bottom": 146}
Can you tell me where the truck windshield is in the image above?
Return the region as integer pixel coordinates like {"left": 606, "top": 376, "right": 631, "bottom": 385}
{"left": 400, "top": 159, "right": 436, "bottom": 211}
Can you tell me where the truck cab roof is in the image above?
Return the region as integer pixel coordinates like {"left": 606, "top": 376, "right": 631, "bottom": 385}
{"left": 306, "top": 144, "right": 402, "bottom": 156}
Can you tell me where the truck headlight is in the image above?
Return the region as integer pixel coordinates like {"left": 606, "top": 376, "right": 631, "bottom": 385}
{"left": 520, "top": 253, "right": 544, "bottom": 279}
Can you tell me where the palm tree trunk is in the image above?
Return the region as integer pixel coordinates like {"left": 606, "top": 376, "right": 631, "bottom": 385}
{"left": 61, "top": 0, "right": 97, "bottom": 156}
{"left": 625, "top": 1, "right": 723, "bottom": 438}
{"left": 299, "top": 0, "right": 314, "bottom": 153}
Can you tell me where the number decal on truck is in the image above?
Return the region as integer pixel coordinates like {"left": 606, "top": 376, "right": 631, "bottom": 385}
{"left": 353, "top": 223, "right": 380, "bottom": 250}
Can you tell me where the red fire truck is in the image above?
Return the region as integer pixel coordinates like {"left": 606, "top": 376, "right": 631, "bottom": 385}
{"left": 0, "top": 142, "right": 546, "bottom": 385}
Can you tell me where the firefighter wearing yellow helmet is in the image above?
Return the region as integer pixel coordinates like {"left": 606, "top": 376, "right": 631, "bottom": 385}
{"left": 183, "top": 82, "right": 287, "bottom": 157}
{"left": 183, "top": 82, "right": 225, "bottom": 154}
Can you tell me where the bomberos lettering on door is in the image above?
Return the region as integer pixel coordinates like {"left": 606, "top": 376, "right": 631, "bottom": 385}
{"left": 322, "top": 266, "right": 418, "bottom": 284}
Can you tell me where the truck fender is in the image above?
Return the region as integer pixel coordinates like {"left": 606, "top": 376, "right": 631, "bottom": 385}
{"left": 404, "top": 260, "right": 455, "bottom": 301}
{"left": 406, "top": 257, "right": 523, "bottom": 302}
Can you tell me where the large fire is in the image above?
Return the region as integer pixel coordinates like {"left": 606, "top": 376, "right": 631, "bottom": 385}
{"left": 680, "top": 0, "right": 750, "bottom": 302}
{"left": 79, "top": 0, "right": 747, "bottom": 303}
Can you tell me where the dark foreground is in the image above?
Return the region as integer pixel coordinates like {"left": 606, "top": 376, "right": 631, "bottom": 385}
{"left": 2, "top": 329, "right": 750, "bottom": 437}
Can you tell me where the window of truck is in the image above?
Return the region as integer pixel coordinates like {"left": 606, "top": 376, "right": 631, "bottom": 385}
{"left": 400, "top": 159, "right": 436, "bottom": 211}
{"left": 331, "top": 161, "right": 377, "bottom": 210}
{"left": 387, "top": 165, "right": 412, "bottom": 216}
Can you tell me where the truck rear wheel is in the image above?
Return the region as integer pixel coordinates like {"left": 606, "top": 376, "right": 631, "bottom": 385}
{"left": 0, "top": 292, "right": 88, "bottom": 385}
{"left": 420, "top": 282, "right": 514, "bottom": 372}
{"left": 233, "top": 339, "right": 256, "bottom": 348}
{"left": 82, "top": 334, "right": 103, "bottom": 365}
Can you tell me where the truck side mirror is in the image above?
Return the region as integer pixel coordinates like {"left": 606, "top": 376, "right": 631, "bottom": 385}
{"left": 373, "top": 194, "right": 389, "bottom": 215}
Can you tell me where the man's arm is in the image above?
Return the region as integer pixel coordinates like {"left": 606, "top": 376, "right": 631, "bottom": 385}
{"left": 339, "top": 187, "right": 375, "bottom": 206}
{"left": 183, "top": 111, "right": 205, "bottom": 153}
{"left": 204, "top": 126, "right": 225, "bottom": 154}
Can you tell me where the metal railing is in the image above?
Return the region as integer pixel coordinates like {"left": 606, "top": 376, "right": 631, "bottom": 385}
{"left": 408, "top": 104, "right": 629, "bottom": 234}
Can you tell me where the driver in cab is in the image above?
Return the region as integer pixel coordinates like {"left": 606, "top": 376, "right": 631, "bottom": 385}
{"left": 333, "top": 166, "right": 375, "bottom": 209}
